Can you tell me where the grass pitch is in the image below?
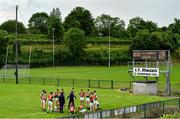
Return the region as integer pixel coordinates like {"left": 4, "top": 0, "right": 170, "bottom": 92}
{"left": 29, "top": 65, "right": 180, "bottom": 83}
{"left": 0, "top": 83, "right": 168, "bottom": 118}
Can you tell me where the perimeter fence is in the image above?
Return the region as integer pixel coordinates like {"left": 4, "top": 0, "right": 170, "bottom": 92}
{"left": 62, "top": 98, "right": 180, "bottom": 118}
{"left": 0, "top": 76, "right": 180, "bottom": 93}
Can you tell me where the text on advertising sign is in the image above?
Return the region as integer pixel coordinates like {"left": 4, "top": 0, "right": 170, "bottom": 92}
{"left": 133, "top": 67, "right": 159, "bottom": 77}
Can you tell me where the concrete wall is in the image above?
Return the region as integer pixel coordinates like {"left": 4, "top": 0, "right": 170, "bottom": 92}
{"left": 133, "top": 82, "right": 157, "bottom": 95}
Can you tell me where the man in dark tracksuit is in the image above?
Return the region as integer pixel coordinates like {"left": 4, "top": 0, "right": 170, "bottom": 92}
{"left": 67, "top": 91, "right": 76, "bottom": 109}
{"left": 59, "top": 92, "right": 65, "bottom": 113}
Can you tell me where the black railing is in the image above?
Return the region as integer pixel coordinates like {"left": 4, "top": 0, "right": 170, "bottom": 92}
{"left": 0, "top": 77, "right": 180, "bottom": 92}
{"left": 0, "top": 76, "right": 132, "bottom": 89}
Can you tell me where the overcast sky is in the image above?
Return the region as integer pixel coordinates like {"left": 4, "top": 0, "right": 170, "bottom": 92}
{"left": 0, "top": 0, "right": 179, "bottom": 27}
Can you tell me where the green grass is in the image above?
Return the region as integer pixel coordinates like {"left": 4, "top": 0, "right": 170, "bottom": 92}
{"left": 86, "top": 44, "right": 129, "bottom": 51}
{"left": 0, "top": 83, "right": 169, "bottom": 118}
{"left": 28, "top": 65, "right": 180, "bottom": 90}
{"left": 28, "top": 65, "right": 180, "bottom": 83}
{"left": 1, "top": 65, "right": 180, "bottom": 90}
{"left": 174, "top": 112, "right": 180, "bottom": 118}
{"left": 85, "top": 36, "right": 126, "bottom": 41}
{"left": 9, "top": 33, "right": 49, "bottom": 41}
{"left": 20, "top": 44, "right": 129, "bottom": 52}
{"left": 21, "top": 44, "right": 64, "bottom": 52}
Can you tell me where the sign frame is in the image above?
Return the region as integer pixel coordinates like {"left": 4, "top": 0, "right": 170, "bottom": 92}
{"left": 133, "top": 67, "right": 159, "bottom": 77}
{"left": 132, "top": 50, "right": 170, "bottom": 61}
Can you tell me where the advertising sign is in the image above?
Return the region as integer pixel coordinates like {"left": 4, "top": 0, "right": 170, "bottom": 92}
{"left": 133, "top": 67, "right": 159, "bottom": 77}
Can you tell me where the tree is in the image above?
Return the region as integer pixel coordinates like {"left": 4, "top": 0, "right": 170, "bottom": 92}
{"left": 127, "top": 17, "right": 157, "bottom": 38}
{"left": 47, "top": 8, "right": 63, "bottom": 42}
{"left": 168, "top": 18, "right": 180, "bottom": 34}
{"left": 12, "top": 41, "right": 21, "bottom": 56}
{"left": 0, "top": 20, "right": 26, "bottom": 34}
{"left": 50, "top": 8, "right": 62, "bottom": 21}
{"left": 28, "top": 12, "right": 49, "bottom": 34}
{"left": 0, "top": 30, "right": 9, "bottom": 66}
{"left": 130, "top": 30, "right": 179, "bottom": 51}
{"left": 63, "top": 7, "right": 94, "bottom": 36}
{"left": 144, "top": 21, "right": 157, "bottom": 32}
{"left": 64, "top": 28, "right": 86, "bottom": 65}
{"left": 127, "top": 17, "right": 145, "bottom": 38}
{"left": 94, "top": 14, "right": 128, "bottom": 39}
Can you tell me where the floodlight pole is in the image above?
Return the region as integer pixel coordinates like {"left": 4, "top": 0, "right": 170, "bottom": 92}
{"left": 166, "top": 50, "right": 171, "bottom": 96}
{"left": 108, "top": 22, "right": 111, "bottom": 67}
{"left": 15, "top": 5, "right": 18, "bottom": 84}
{"left": 5, "top": 47, "right": 8, "bottom": 78}
{"left": 52, "top": 28, "right": 55, "bottom": 68}
{"left": 28, "top": 46, "right": 32, "bottom": 78}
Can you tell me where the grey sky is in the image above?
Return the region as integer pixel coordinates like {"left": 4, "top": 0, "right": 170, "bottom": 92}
{"left": 0, "top": 0, "right": 179, "bottom": 27}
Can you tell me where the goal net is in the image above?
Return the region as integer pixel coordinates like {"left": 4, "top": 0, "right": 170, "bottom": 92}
{"left": 0, "top": 64, "right": 29, "bottom": 78}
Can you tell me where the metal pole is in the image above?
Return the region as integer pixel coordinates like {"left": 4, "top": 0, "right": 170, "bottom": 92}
{"left": 15, "top": 5, "right": 18, "bottom": 84}
{"left": 166, "top": 64, "right": 171, "bottom": 96}
{"left": 52, "top": 28, "right": 55, "bottom": 68}
{"left": 28, "top": 46, "right": 32, "bottom": 78}
{"left": 145, "top": 60, "right": 148, "bottom": 81}
{"left": 166, "top": 50, "right": 171, "bottom": 96}
{"left": 5, "top": 47, "right": 8, "bottom": 78}
{"left": 108, "top": 23, "right": 111, "bottom": 67}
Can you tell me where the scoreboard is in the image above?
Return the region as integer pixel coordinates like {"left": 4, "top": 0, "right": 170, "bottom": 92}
{"left": 132, "top": 50, "right": 169, "bottom": 60}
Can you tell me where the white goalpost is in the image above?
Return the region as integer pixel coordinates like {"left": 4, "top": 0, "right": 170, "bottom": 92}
{"left": 0, "top": 46, "right": 32, "bottom": 79}
{"left": 1, "top": 64, "right": 29, "bottom": 78}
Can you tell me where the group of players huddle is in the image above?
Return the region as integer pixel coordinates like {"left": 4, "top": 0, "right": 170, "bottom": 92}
{"left": 40, "top": 88, "right": 99, "bottom": 114}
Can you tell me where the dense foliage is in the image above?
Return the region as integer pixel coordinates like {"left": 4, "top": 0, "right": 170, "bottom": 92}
{"left": 63, "top": 7, "right": 94, "bottom": 36}
{"left": 0, "top": 20, "right": 26, "bottom": 34}
{"left": 28, "top": 12, "right": 49, "bottom": 34}
{"left": 130, "top": 29, "right": 179, "bottom": 51}
{"left": 0, "top": 30, "right": 9, "bottom": 66}
{"left": 47, "top": 8, "right": 64, "bottom": 42}
{"left": 64, "top": 28, "right": 86, "bottom": 65}
{"left": 127, "top": 17, "right": 157, "bottom": 38}
{"left": 94, "top": 14, "right": 129, "bottom": 39}
{"left": 0, "top": 6, "right": 179, "bottom": 67}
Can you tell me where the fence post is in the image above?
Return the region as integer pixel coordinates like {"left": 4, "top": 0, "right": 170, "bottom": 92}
{"left": 100, "top": 111, "right": 102, "bottom": 118}
{"left": 72, "top": 79, "right": 75, "bottom": 87}
{"left": 29, "top": 77, "right": 31, "bottom": 84}
{"left": 111, "top": 80, "right": 113, "bottom": 89}
{"left": 123, "top": 107, "right": 126, "bottom": 118}
{"left": 43, "top": 78, "right": 45, "bottom": 85}
{"left": 110, "top": 109, "right": 114, "bottom": 118}
{"left": 88, "top": 80, "right": 90, "bottom": 88}
{"left": 162, "top": 101, "right": 165, "bottom": 113}
{"left": 179, "top": 98, "right": 180, "bottom": 110}
{"left": 144, "top": 104, "right": 146, "bottom": 118}
{"left": 57, "top": 78, "right": 60, "bottom": 86}
{"left": 3, "top": 76, "right": 5, "bottom": 83}
{"left": 98, "top": 80, "right": 100, "bottom": 88}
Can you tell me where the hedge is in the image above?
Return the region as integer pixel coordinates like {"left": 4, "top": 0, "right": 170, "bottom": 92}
{"left": 4, "top": 47, "right": 131, "bottom": 67}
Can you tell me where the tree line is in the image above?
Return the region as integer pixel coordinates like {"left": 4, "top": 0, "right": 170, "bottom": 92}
{"left": 0, "top": 6, "right": 179, "bottom": 40}
{"left": 0, "top": 6, "right": 179, "bottom": 66}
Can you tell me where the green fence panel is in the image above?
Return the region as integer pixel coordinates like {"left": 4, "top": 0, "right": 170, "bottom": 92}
{"left": 74, "top": 79, "right": 88, "bottom": 88}
{"left": 89, "top": 80, "right": 98, "bottom": 88}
